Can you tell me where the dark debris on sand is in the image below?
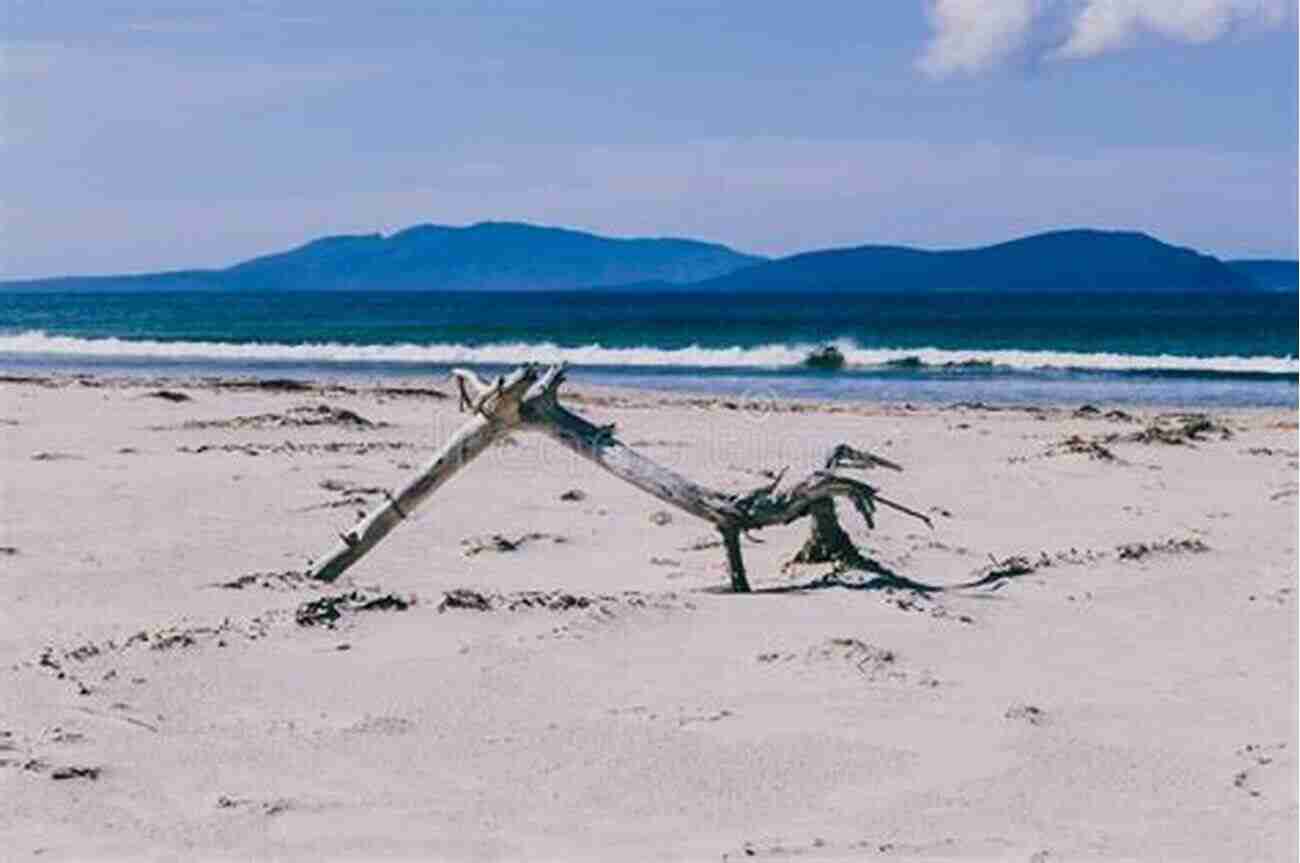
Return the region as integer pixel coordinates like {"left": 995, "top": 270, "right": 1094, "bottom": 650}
{"left": 179, "top": 440, "right": 414, "bottom": 457}
{"left": 31, "top": 451, "right": 84, "bottom": 462}
{"left": 438, "top": 588, "right": 496, "bottom": 612}
{"left": 1072, "top": 404, "right": 1135, "bottom": 422}
{"left": 1055, "top": 435, "right": 1119, "bottom": 462}
{"left": 295, "top": 591, "right": 415, "bottom": 627}
{"left": 963, "top": 548, "right": 1109, "bottom": 589}
{"left": 145, "top": 389, "right": 192, "bottom": 403}
{"left": 33, "top": 617, "right": 275, "bottom": 697}
{"left": 1048, "top": 412, "right": 1232, "bottom": 462}
{"left": 1232, "top": 743, "right": 1287, "bottom": 798}
{"left": 372, "top": 385, "right": 448, "bottom": 399}
{"left": 437, "top": 589, "right": 596, "bottom": 613}
{"left": 2, "top": 733, "right": 102, "bottom": 783}
{"left": 217, "top": 794, "right": 294, "bottom": 815}
{"left": 0, "top": 374, "right": 59, "bottom": 387}
{"left": 963, "top": 539, "right": 1208, "bottom": 589}
{"left": 460, "top": 532, "right": 568, "bottom": 556}
{"left": 1005, "top": 704, "right": 1047, "bottom": 726}
{"left": 176, "top": 403, "right": 384, "bottom": 431}
{"left": 215, "top": 570, "right": 316, "bottom": 591}
{"left": 1125, "top": 413, "right": 1233, "bottom": 445}
{"left": 437, "top": 588, "right": 686, "bottom": 614}
{"left": 306, "top": 479, "right": 390, "bottom": 511}
{"left": 206, "top": 378, "right": 446, "bottom": 401}
{"left": 208, "top": 378, "right": 315, "bottom": 393}
{"left": 1116, "top": 537, "right": 1210, "bottom": 561}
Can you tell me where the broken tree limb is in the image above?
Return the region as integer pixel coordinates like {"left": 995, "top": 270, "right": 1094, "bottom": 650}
{"left": 515, "top": 368, "right": 748, "bottom": 527}
{"left": 792, "top": 445, "right": 927, "bottom": 569}
{"left": 308, "top": 367, "right": 532, "bottom": 582}
{"left": 720, "top": 528, "right": 749, "bottom": 593}
{"left": 792, "top": 498, "right": 862, "bottom": 566}
{"left": 307, "top": 362, "right": 930, "bottom": 592}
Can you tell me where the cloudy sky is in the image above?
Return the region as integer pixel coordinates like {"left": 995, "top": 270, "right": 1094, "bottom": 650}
{"left": 3, "top": 0, "right": 1296, "bottom": 277}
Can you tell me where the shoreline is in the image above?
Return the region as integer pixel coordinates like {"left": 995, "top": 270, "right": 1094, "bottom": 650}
{"left": 1, "top": 366, "right": 1296, "bottom": 415}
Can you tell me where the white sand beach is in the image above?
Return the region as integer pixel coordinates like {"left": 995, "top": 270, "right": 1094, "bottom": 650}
{"left": 1, "top": 373, "right": 1296, "bottom": 861}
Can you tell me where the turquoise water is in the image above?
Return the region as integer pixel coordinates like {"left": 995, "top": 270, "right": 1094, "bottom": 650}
{"left": 1, "top": 290, "right": 1295, "bottom": 406}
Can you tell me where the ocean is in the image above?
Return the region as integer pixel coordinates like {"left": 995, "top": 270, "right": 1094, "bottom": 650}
{"left": 1, "top": 290, "right": 1295, "bottom": 407}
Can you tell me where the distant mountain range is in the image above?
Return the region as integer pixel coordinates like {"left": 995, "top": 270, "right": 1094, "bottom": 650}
{"left": 3, "top": 223, "right": 761, "bottom": 293}
{"left": 695, "top": 229, "right": 1282, "bottom": 294}
{"left": 1226, "top": 259, "right": 1300, "bottom": 291}
{"left": 3, "top": 221, "right": 1294, "bottom": 294}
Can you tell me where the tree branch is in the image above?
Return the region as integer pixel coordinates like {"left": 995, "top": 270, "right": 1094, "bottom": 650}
{"left": 307, "top": 363, "right": 929, "bottom": 592}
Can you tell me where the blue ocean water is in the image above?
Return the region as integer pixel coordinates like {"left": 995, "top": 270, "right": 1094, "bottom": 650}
{"left": 1, "top": 290, "right": 1295, "bottom": 407}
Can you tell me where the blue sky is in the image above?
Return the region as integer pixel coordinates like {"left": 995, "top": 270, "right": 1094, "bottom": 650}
{"left": 3, "top": 0, "right": 1296, "bottom": 277}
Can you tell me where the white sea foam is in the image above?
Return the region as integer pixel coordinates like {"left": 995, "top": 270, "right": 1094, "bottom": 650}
{"left": 0, "top": 331, "right": 1295, "bottom": 375}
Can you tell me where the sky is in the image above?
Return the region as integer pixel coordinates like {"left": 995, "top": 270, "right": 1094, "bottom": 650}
{"left": 2, "top": 0, "right": 1296, "bottom": 278}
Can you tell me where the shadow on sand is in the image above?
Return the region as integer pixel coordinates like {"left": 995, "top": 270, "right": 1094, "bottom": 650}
{"left": 700, "top": 557, "right": 949, "bottom": 596}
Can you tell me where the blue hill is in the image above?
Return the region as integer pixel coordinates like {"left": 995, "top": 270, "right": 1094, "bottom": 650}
{"left": 1226, "top": 259, "right": 1298, "bottom": 291}
{"left": 1, "top": 224, "right": 1274, "bottom": 294}
{"left": 2, "top": 222, "right": 763, "bottom": 292}
{"left": 696, "top": 230, "right": 1254, "bottom": 293}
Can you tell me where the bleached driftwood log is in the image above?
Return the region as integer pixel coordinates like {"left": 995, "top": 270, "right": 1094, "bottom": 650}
{"left": 307, "top": 366, "right": 538, "bottom": 583}
{"left": 307, "top": 363, "right": 928, "bottom": 592}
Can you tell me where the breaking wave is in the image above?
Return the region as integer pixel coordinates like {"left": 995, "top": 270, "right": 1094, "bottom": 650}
{"left": 0, "top": 331, "right": 1295, "bottom": 376}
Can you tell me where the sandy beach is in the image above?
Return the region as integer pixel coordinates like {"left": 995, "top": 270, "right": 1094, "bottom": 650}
{"left": 1, "top": 372, "right": 1295, "bottom": 861}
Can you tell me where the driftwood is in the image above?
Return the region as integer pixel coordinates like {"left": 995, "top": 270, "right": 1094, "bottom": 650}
{"left": 307, "top": 363, "right": 928, "bottom": 592}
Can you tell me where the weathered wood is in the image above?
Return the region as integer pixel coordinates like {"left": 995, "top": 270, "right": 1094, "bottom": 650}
{"left": 308, "top": 367, "right": 538, "bottom": 582}
{"left": 306, "top": 362, "right": 929, "bottom": 591}
{"left": 308, "top": 412, "right": 502, "bottom": 582}
{"left": 517, "top": 374, "right": 744, "bottom": 527}
{"left": 719, "top": 528, "right": 750, "bottom": 593}
{"left": 792, "top": 498, "right": 861, "bottom": 566}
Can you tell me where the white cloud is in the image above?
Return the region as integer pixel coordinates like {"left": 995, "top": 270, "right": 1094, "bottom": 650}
{"left": 918, "top": 0, "right": 1041, "bottom": 77}
{"left": 1056, "top": 0, "right": 1290, "bottom": 58}
{"left": 919, "top": 0, "right": 1291, "bottom": 76}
